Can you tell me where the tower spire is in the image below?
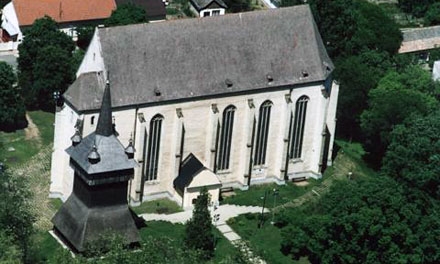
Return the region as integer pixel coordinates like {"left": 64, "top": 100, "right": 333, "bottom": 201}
{"left": 95, "top": 79, "right": 113, "bottom": 136}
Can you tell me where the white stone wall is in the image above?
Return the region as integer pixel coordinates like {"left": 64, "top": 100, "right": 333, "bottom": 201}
{"left": 49, "top": 104, "right": 81, "bottom": 200}
{"left": 76, "top": 30, "right": 106, "bottom": 77}
{"left": 50, "top": 59, "right": 338, "bottom": 204}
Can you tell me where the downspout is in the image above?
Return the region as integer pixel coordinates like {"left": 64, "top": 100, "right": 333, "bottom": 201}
{"left": 247, "top": 116, "right": 256, "bottom": 186}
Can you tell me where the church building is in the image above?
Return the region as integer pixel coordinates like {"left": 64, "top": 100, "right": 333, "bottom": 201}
{"left": 49, "top": 5, "right": 339, "bottom": 208}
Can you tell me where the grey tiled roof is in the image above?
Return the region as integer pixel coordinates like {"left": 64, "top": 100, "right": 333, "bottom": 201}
{"left": 66, "top": 133, "right": 137, "bottom": 174}
{"left": 402, "top": 25, "right": 440, "bottom": 42}
{"left": 65, "top": 5, "right": 334, "bottom": 112}
{"left": 190, "top": 0, "right": 227, "bottom": 11}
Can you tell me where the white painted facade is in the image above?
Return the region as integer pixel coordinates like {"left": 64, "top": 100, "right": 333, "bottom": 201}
{"left": 50, "top": 22, "right": 339, "bottom": 208}
{"left": 189, "top": 1, "right": 226, "bottom": 18}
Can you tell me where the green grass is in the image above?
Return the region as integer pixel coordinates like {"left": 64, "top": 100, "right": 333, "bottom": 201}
{"left": 31, "top": 231, "right": 64, "bottom": 264}
{"left": 228, "top": 214, "right": 308, "bottom": 264}
{"left": 49, "top": 198, "right": 63, "bottom": 211}
{"left": 0, "top": 111, "right": 54, "bottom": 165}
{"left": 140, "top": 221, "right": 237, "bottom": 263}
{"left": 131, "top": 198, "right": 183, "bottom": 215}
{"left": 221, "top": 180, "right": 322, "bottom": 208}
{"left": 334, "top": 139, "right": 378, "bottom": 179}
{"left": 28, "top": 111, "right": 54, "bottom": 145}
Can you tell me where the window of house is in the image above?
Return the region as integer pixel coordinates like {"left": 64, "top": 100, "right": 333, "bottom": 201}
{"left": 203, "top": 11, "right": 210, "bottom": 17}
{"left": 254, "top": 101, "right": 272, "bottom": 166}
{"left": 289, "top": 96, "right": 309, "bottom": 159}
{"left": 217, "top": 105, "right": 236, "bottom": 171}
{"left": 146, "top": 114, "right": 164, "bottom": 181}
{"left": 212, "top": 10, "right": 220, "bottom": 16}
{"left": 91, "top": 116, "right": 95, "bottom": 125}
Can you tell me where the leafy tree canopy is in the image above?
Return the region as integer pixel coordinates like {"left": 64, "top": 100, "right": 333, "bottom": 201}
{"left": 424, "top": 2, "right": 440, "bottom": 26}
{"left": 280, "top": 176, "right": 440, "bottom": 264}
{"left": 224, "top": 0, "right": 252, "bottom": 13}
{"left": 105, "top": 4, "right": 148, "bottom": 27}
{"left": 184, "top": 188, "right": 215, "bottom": 259}
{"left": 284, "top": 0, "right": 402, "bottom": 59}
{"left": 0, "top": 166, "right": 35, "bottom": 263}
{"left": 17, "top": 16, "right": 75, "bottom": 111}
{"left": 76, "top": 26, "right": 95, "bottom": 50}
{"left": 0, "top": 62, "right": 27, "bottom": 131}
{"left": 383, "top": 110, "right": 440, "bottom": 199}
{"left": 360, "top": 66, "right": 439, "bottom": 166}
{"left": 398, "top": 0, "right": 435, "bottom": 18}
{"left": 333, "top": 50, "right": 392, "bottom": 139}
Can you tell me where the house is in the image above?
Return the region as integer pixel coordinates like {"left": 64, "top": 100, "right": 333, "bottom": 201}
{"left": 189, "top": 0, "right": 227, "bottom": 17}
{"left": 49, "top": 5, "right": 339, "bottom": 209}
{"left": 1, "top": 0, "right": 116, "bottom": 43}
{"left": 115, "top": 0, "right": 166, "bottom": 22}
{"left": 399, "top": 25, "right": 440, "bottom": 54}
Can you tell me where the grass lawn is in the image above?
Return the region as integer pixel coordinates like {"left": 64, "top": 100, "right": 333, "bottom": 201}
{"left": 31, "top": 231, "right": 65, "bottom": 264}
{"left": 131, "top": 198, "right": 183, "bottom": 215}
{"left": 228, "top": 214, "right": 308, "bottom": 264}
{"left": 221, "top": 179, "right": 322, "bottom": 208}
{"left": 140, "top": 220, "right": 237, "bottom": 263}
{"left": 0, "top": 111, "right": 54, "bottom": 165}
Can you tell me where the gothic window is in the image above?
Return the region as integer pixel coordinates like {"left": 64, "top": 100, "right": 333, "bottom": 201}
{"left": 146, "top": 114, "right": 164, "bottom": 181}
{"left": 217, "top": 105, "right": 236, "bottom": 171}
{"left": 254, "top": 100, "right": 272, "bottom": 166}
{"left": 289, "top": 96, "right": 309, "bottom": 159}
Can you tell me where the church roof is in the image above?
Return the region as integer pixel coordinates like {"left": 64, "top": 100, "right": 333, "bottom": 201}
{"left": 65, "top": 5, "right": 334, "bottom": 112}
{"left": 190, "top": 0, "right": 227, "bottom": 11}
{"left": 174, "top": 153, "right": 221, "bottom": 194}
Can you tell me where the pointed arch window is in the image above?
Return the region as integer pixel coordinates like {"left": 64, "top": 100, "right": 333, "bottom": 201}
{"left": 217, "top": 105, "right": 236, "bottom": 171}
{"left": 289, "top": 96, "right": 309, "bottom": 159}
{"left": 146, "top": 114, "right": 164, "bottom": 181}
{"left": 254, "top": 101, "right": 272, "bottom": 166}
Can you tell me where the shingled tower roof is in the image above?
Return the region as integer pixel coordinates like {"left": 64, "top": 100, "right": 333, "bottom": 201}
{"left": 66, "top": 81, "right": 137, "bottom": 176}
{"left": 52, "top": 81, "right": 139, "bottom": 252}
{"left": 95, "top": 80, "right": 113, "bottom": 137}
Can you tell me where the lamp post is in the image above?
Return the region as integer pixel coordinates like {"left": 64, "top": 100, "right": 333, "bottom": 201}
{"left": 271, "top": 188, "right": 279, "bottom": 224}
{"left": 52, "top": 90, "right": 64, "bottom": 109}
{"left": 258, "top": 189, "right": 269, "bottom": 228}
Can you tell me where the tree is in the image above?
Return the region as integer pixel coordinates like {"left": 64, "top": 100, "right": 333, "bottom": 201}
{"left": 383, "top": 111, "right": 440, "bottom": 199}
{"left": 105, "top": 4, "right": 148, "bottom": 27}
{"left": 184, "top": 188, "right": 215, "bottom": 259}
{"left": 283, "top": 0, "right": 402, "bottom": 59}
{"left": 224, "top": 0, "right": 252, "bottom": 13}
{"left": 17, "top": 16, "right": 75, "bottom": 110}
{"left": 0, "top": 62, "right": 27, "bottom": 131}
{"left": 360, "top": 66, "right": 439, "bottom": 167}
{"left": 398, "top": 0, "right": 435, "bottom": 18}
{"left": 0, "top": 166, "right": 35, "bottom": 263}
{"left": 76, "top": 26, "right": 96, "bottom": 50}
{"left": 424, "top": 2, "right": 440, "bottom": 26}
{"left": 333, "top": 51, "right": 392, "bottom": 139}
{"left": 280, "top": 176, "right": 440, "bottom": 264}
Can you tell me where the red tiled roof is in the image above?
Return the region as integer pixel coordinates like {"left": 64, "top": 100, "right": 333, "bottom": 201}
{"left": 13, "top": 0, "right": 116, "bottom": 26}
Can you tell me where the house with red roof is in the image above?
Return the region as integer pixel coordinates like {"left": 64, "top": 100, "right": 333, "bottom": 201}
{"left": 1, "top": 0, "right": 116, "bottom": 43}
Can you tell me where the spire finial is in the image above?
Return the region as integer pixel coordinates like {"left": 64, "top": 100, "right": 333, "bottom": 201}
{"left": 125, "top": 133, "right": 135, "bottom": 159}
{"left": 95, "top": 79, "right": 113, "bottom": 136}
{"left": 88, "top": 145, "right": 100, "bottom": 164}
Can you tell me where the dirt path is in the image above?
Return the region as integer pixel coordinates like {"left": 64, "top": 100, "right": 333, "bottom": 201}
{"left": 24, "top": 113, "right": 41, "bottom": 142}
